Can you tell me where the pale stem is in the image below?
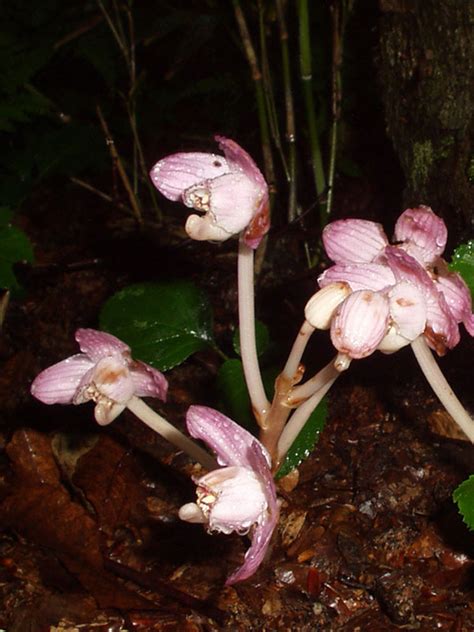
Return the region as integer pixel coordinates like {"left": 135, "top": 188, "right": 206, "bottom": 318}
{"left": 410, "top": 336, "right": 474, "bottom": 443}
{"left": 288, "top": 355, "right": 340, "bottom": 406}
{"left": 238, "top": 239, "right": 270, "bottom": 424}
{"left": 259, "top": 324, "right": 325, "bottom": 460}
{"left": 282, "top": 320, "right": 315, "bottom": 381}
{"left": 126, "top": 396, "right": 218, "bottom": 470}
{"left": 277, "top": 374, "right": 338, "bottom": 464}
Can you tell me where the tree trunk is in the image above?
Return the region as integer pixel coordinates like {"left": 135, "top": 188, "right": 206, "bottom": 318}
{"left": 377, "top": 0, "right": 474, "bottom": 245}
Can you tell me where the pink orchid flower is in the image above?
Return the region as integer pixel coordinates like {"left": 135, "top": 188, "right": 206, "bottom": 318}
{"left": 306, "top": 206, "right": 474, "bottom": 360}
{"left": 178, "top": 405, "right": 278, "bottom": 585}
{"left": 31, "top": 329, "right": 168, "bottom": 425}
{"left": 150, "top": 136, "right": 269, "bottom": 248}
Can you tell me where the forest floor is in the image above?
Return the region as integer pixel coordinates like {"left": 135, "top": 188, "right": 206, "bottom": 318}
{"left": 0, "top": 178, "right": 473, "bottom": 631}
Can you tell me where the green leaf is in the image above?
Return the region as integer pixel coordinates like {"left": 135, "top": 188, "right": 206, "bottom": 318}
{"left": 276, "top": 397, "right": 328, "bottom": 479}
{"left": 217, "top": 359, "right": 256, "bottom": 432}
{"left": 99, "top": 281, "right": 214, "bottom": 371}
{"left": 0, "top": 214, "right": 34, "bottom": 292}
{"left": 0, "top": 207, "right": 13, "bottom": 228}
{"left": 449, "top": 240, "right": 474, "bottom": 301}
{"left": 233, "top": 320, "right": 270, "bottom": 358}
{"left": 453, "top": 475, "right": 474, "bottom": 531}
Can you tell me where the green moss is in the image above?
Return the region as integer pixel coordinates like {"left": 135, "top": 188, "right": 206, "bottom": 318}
{"left": 467, "top": 155, "right": 474, "bottom": 183}
{"left": 411, "top": 140, "right": 434, "bottom": 191}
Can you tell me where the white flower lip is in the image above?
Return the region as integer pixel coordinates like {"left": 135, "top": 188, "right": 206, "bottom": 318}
{"left": 178, "top": 405, "right": 278, "bottom": 585}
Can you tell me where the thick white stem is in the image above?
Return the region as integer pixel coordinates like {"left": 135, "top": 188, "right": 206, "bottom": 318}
{"left": 238, "top": 239, "right": 269, "bottom": 422}
{"left": 277, "top": 373, "right": 338, "bottom": 462}
{"left": 126, "top": 396, "right": 218, "bottom": 470}
{"left": 410, "top": 336, "right": 474, "bottom": 443}
{"left": 288, "top": 355, "right": 340, "bottom": 405}
{"left": 282, "top": 320, "right": 315, "bottom": 381}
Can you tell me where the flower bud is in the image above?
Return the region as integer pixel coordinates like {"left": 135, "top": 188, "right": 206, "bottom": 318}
{"left": 304, "top": 282, "right": 351, "bottom": 330}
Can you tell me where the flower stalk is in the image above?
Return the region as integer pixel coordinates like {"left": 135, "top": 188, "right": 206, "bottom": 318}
{"left": 277, "top": 373, "right": 337, "bottom": 465}
{"left": 410, "top": 336, "right": 474, "bottom": 443}
{"left": 126, "top": 396, "right": 217, "bottom": 470}
{"left": 238, "top": 239, "right": 270, "bottom": 424}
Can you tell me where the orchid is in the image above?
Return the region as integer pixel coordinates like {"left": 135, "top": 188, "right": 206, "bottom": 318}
{"left": 150, "top": 136, "right": 269, "bottom": 249}
{"left": 31, "top": 328, "right": 168, "bottom": 424}
{"left": 307, "top": 206, "right": 474, "bottom": 360}
{"left": 178, "top": 405, "right": 278, "bottom": 584}
{"left": 300, "top": 205, "right": 474, "bottom": 444}
{"left": 151, "top": 136, "right": 271, "bottom": 422}
{"left": 31, "top": 328, "right": 217, "bottom": 469}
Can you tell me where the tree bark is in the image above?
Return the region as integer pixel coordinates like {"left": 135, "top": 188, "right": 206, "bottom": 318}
{"left": 377, "top": 0, "right": 474, "bottom": 245}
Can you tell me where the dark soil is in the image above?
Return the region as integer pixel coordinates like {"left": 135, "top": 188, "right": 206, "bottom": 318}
{"left": 1, "top": 182, "right": 473, "bottom": 631}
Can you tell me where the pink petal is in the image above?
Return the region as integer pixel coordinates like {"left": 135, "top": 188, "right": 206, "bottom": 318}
{"left": 75, "top": 329, "right": 129, "bottom": 362}
{"left": 318, "top": 263, "right": 396, "bottom": 292}
{"left": 384, "top": 246, "right": 434, "bottom": 292}
{"left": 184, "top": 172, "right": 263, "bottom": 236}
{"left": 385, "top": 247, "right": 459, "bottom": 353}
{"left": 424, "top": 290, "right": 460, "bottom": 354}
{"left": 435, "top": 270, "right": 473, "bottom": 324}
{"left": 394, "top": 206, "right": 447, "bottom": 264}
{"left": 388, "top": 281, "right": 426, "bottom": 341}
{"left": 216, "top": 136, "right": 267, "bottom": 190}
{"left": 242, "top": 195, "right": 270, "bottom": 249}
{"left": 150, "top": 152, "right": 230, "bottom": 201}
{"left": 31, "top": 354, "right": 94, "bottom": 404}
{"left": 463, "top": 313, "right": 474, "bottom": 336}
{"left": 226, "top": 440, "right": 278, "bottom": 585}
{"left": 186, "top": 406, "right": 270, "bottom": 469}
{"left": 215, "top": 137, "right": 269, "bottom": 249}
{"left": 130, "top": 361, "right": 168, "bottom": 401}
{"left": 323, "top": 219, "right": 388, "bottom": 264}
{"left": 330, "top": 290, "right": 390, "bottom": 359}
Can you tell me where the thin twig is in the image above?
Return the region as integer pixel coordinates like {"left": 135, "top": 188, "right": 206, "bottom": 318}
{"left": 0, "top": 291, "right": 10, "bottom": 330}
{"left": 259, "top": 2, "right": 287, "bottom": 178}
{"left": 54, "top": 14, "right": 104, "bottom": 50}
{"left": 70, "top": 176, "right": 131, "bottom": 213}
{"left": 297, "top": 0, "right": 327, "bottom": 224}
{"left": 97, "top": 0, "right": 130, "bottom": 65}
{"left": 276, "top": 0, "right": 297, "bottom": 222}
{"left": 233, "top": 0, "right": 275, "bottom": 193}
{"left": 326, "top": 0, "right": 352, "bottom": 222}
{"left": 233, "top": 0, "right": 275, "bottom": 274}
{"left": 96, "top": 105, "right": 143, "bottom": 225}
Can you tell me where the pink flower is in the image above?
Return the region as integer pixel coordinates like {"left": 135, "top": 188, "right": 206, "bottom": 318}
{"left": 178, "top": 405, "right": 278, "bottom": 585}
{"left": 307, "top": 206, "right": 474, "bottom": 359}
{"left": 31, "top": 329, "right": 168, "bottom": 425}
{"left": 150, "top": 136, "right": 269, "bottom": 248}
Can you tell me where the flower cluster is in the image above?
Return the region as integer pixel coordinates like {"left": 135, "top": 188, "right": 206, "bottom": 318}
{"left": 150, "top": 136, "right": 269, "bottom": 248}
{"left": 305, "top": 206, "right": 474, "bottom": 361}
{"left": 178, "top": 406, "right": 278, "bottom": 585}
{"left": 31, "top": 329, "right": 168, "bottom": 424}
